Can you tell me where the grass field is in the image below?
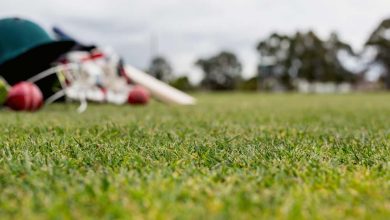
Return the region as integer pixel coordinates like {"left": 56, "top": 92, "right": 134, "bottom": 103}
{"left": 0, "top": 93, "right": 389, "bottom": 219}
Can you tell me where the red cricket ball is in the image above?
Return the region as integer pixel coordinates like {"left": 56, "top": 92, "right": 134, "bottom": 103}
{"left": 128, "top": 85, "right": 150, "bottom": 105}
{"left": 6, "top": 82, "right": 43, "bottom": 111}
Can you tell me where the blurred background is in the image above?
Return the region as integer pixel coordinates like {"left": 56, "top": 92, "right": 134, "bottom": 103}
{"left": 1, "top": 0, "right": 389, "bottom": 93}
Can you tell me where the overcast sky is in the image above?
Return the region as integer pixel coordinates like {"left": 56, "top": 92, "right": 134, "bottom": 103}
{"left": 1, "top": 0, "right": 389, "bottom": 82}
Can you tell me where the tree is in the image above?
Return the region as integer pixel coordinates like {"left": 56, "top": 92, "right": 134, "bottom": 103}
{"left": 256, "top": 31, "right": 356, "bottom": 90}
{"left": 169, "top": 76, "right": 194, "bottom": 91}
{"left": 148, "top": 56, "right": 173, "bottom": 83}
{"left": 366, "top": 18, "right": 390, "bottom": 89}
{"left": 238, "top": 77, "right": 258, "bottom": 91}
{"left": 196, "top": 51, "right": 242, "bottom": 90}
{"left": 256, "top": 33, "right": 294, "bottom": 90}
{"left": 322, "top": 32, "right": 356, "bottom": 83}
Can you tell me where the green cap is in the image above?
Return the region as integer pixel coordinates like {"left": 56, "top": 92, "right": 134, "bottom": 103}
{"left": 0, "top": 18, "right": 61, "bottom": 65}
{"left": 0, "top": 18, "right": 75, "bottom": 99}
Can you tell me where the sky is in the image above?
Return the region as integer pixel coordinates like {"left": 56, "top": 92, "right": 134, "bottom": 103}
{"left": 1, "top": 0, "right": 389, "bottom": 83}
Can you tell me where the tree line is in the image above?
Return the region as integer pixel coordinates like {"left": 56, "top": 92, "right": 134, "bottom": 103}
{"left": 147, "top": 17, "right": 390, "bottom": 91}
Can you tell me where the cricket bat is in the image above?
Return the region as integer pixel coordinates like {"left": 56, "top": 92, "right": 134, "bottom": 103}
{"left": 124, "top": 65, "right": 196, "bottom": 105}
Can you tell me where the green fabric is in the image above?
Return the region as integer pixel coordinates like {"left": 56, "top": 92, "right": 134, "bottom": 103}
{"left": 0, "top": 79, "right": 7, "bottom": 105}
{"left": 0, "top": 18, "right": 54, "bottom": 65}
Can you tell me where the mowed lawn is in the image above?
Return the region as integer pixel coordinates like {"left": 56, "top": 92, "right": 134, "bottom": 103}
{"left": 0, "top": 93, "right": 389, "bottom": 219}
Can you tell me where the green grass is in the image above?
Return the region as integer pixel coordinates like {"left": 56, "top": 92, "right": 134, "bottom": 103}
{"left": 0, "top": 93, "right": 389, "bottom": 219}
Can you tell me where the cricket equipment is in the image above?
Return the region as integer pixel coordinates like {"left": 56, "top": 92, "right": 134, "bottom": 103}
{"left": 6, "top": 82, "right": 43, "bottom": 111}
{"left": 57, "top": 50, "right": 131, "bottom": 104}
{"left": 124, "top": 65, "right": 196, "bottom": 105}
{"left": 128, "top": 86, "right": 150, "bottom": 105}
{"left": 27, "top": 49, "right": 132, "bottom": 112}
{"left": 4, "top": 22, "right": 196, "bottom": 112}
{"left": 0, "top": 18, "right": 75, "bottom": 98}
{"left": 51, "top": 26, "right": 197, "bottom": 106}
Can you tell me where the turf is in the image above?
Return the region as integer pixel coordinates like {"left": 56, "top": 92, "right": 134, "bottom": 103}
{"left": 0, "top": 93, "right": 389, "bottom": 219}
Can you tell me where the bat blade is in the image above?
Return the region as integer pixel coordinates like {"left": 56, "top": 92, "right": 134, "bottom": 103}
{"left": 124, "top": 65, "right": 196, "bottom": 105}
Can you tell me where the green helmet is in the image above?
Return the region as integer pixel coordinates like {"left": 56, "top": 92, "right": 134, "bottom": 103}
{"left": 0, "top": 18, "right": 75, "bottom": 98}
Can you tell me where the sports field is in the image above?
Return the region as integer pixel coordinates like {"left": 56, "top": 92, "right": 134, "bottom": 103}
{"left": 0, "top": 93, "right": 389, "bottom": 219}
